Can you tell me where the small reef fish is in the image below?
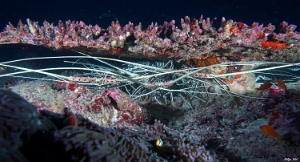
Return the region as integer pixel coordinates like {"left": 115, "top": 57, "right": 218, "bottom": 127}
{"left": 255, "top": 81, "right": 273, "bottom": 93}
{"left": 275, "top": 79, "right": 287, "bottom": 90}
{"left": 156, "top": 138, "right": 163, "bottom": 147}
{"left": 260, "top": 125, "right": 282, "bottom": 141}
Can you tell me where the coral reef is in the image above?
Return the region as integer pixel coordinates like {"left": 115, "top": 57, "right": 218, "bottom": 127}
{"left": 168, "top": 84, "right": 300, "bottom": 161}
{"left": 0, "top": 89, "right": 222, "bottom": 161}
{"left": 9, "top": 80, "right": 149, "bottom": 128}
{"left": 1, "top": 16, "right": 300, "bottom": 63}
{"left": 0, "top": 89, "right": 56, "bottom": 161}
{"left": 1, "top": 76, "right": 299, "bottom": 161}
{"left": 1, "top": 15, "right": 300, "bottom": 161}
{"left": 52, "top": 126, "right": 152, "bottom": 162}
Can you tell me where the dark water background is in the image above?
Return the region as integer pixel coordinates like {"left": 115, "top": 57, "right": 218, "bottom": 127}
{"left": 1, "top": 0, "right": 300, "bottom": 30}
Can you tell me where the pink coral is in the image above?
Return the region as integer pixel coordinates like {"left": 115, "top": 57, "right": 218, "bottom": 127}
{"left": 10, "top": 81, "right": 147, "bottom": 128}
{"left": 1, "top": 16, "right": 300, "bottom": 63}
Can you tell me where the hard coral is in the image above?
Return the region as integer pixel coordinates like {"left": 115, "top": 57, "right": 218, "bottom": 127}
{"left": 89, "top": 88, "right": 149, "bottom": 127}
{"left": 0, "top": 86, "right": 229, "bottom": 161}
{"left": 10, "top": 80, "right": 150, "bottom": 128}
{"left": 136, "top": 120, "right": 222, "bottom": 161}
